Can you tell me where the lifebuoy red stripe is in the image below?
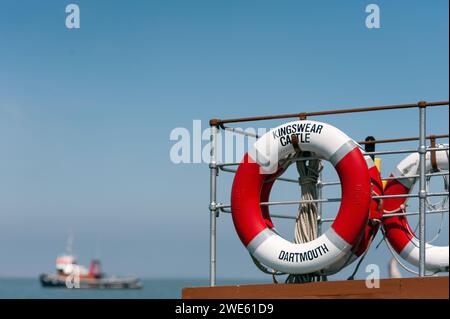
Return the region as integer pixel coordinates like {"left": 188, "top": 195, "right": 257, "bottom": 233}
{"left": 331, "top": 147, "right": 372, "bottom": 246}
{"left": 260, "top": 171, "right": 284, "bottom": 229}
{"left": 231, "top": 154, "right": 269, "bottom": 246}
{"left": 382, "top": 177, "right": 414, "bottom": 253}
{"left": 352, "top": 165, "right": 384, "bottom": 257}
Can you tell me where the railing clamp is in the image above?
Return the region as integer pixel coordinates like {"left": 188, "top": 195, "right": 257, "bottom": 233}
{"left": 418, "top": 145, "right": 427, "bottom": 155}
{"left": 209, "top": 162, "right": 217, "bottom": 169}
{"left": 430, "top": 135, "right": 439, "bottom": 172}
{"left": 209, "top": 201, "right": 218, "bottom": 212}
{"left": 418, "top": 101, "right": 427, "bottom": 108}
{"left": 209, "top": 119, "right": 221, "bottom": 127}
{"left": 418, "top": 190, "right": 427, "bottom": 199}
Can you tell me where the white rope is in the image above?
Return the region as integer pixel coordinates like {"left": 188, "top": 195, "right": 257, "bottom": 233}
{"left": 406, "top": 171, "right": 449, "bottom": 244}
{"left": 294, "top": 158, "right": 322, "bottom": 243}
{"left": 425, "top": 171, "right": 449, "bottom": 212}
{"left": 421, "top": 148, "right": 449, "bottom": 243}
{"left": 286, "top": 154, "right": 325, "bottom": 283}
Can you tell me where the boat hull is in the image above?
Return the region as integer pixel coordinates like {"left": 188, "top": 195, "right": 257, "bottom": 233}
{"left": 39, "top": 273, "right": 142, "bottom": 289}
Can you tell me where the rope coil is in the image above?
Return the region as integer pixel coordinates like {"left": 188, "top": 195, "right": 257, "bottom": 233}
{"left": 286, "top": 152, "right": 326, "bottom": 283}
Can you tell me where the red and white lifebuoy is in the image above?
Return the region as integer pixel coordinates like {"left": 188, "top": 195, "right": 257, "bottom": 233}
{"left": 383, "top": 144, "right": 449, "bottom": 273}
{"left": 231, "top": 120, "right": 372, "bottom": 274}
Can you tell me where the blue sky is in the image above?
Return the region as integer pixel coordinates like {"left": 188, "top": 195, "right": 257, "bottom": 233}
{"left": 0, "top": 0, "right": 448, "bottom": 281}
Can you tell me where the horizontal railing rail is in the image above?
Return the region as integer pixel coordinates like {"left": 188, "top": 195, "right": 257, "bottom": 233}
{"left": 210, "top": 101, "right": 448, "bottom": 126}
{"left": 219, "top": 207, "right": 449, "bottom": 222}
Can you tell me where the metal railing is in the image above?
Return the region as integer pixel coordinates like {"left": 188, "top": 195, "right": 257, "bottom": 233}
{"left": 208, "top": 101, "right": 449, "bottom": 286}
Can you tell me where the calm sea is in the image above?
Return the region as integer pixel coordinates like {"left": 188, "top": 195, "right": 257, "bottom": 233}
{"left": 0, "top": 278, "right": 266, "bottom": 299}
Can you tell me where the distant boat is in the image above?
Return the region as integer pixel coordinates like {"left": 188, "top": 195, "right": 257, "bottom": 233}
{"left": 39, "top": 236, "right": 142, "bottom": 289}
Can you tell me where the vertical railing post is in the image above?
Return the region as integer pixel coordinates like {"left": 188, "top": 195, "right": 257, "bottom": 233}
{"left": 317, "top": 171, "right": 323, "bottom": 236}
{"left": 209, "top": 120, "right": 219, "bottom": 286}
{"left": 365, "top": 136, "right": 376, "bottom": 160}
{"left": 418, "top": 101, "right": 427, "bottom": 277}
{"left": 317, "top": 171, "right": 325, "bottom": 281}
